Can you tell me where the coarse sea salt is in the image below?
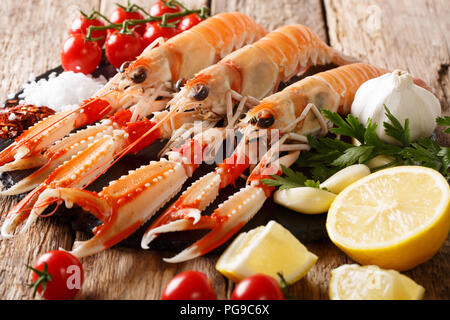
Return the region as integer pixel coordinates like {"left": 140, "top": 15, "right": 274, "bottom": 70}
{"left": 18, "top": 71, "right": 107, "bottom": 112}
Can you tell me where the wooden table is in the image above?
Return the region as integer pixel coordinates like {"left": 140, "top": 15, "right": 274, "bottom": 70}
{"left": 0, "top": 0, "right": 449, "bottom": 300}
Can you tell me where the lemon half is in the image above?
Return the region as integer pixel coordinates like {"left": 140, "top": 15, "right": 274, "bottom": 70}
{"left": 326, "top": 166, "right": 450, "bottom": 271}
{"left": 216, "top": 220, "right": 318, "bottom": 284}
{"left": 329, "top": 264, "right": 425, "bottom": 300}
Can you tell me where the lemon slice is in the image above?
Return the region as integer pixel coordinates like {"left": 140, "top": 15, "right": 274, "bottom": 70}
{"left": 216, "top": 220, "right": 318, "bottom": 284}
{"left": 329, "top": 264, "right": 425, "bottom": 300}
{"left": 327, "top": 166, "right": 450, "bottom": 271}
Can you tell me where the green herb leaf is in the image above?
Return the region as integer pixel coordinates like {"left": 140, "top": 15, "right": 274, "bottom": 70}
{"left": 304, "top": 180, "right": 321, "bottom": 188}
{"left": 363, "top": 119, "right": 382, "bottom": 147}
{"left": 436, "top": 116, "right": 450, "bottom": 134}
{"left": 260, "top": 165, "right": 308, "bottom": 190}
{"left": 281, "top": 165, "right": 308, "bottom": 185}
{"left": 383, "top": 106, "right": 411, "bottom": 146}
{"left": 322, "top": 109, "right": 366, "bottom": 143}
{"left": 260, "top": 176, "right": 302, "bottom": 190}
{"left": 437, "top": 147, "right": 450, "bottom": 175}
{"left": 331, "top": 145, "right": 375, "bottom": 167}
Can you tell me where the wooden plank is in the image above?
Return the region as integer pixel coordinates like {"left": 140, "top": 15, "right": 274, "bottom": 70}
{"left": 211, "top": 0, "right": 327, "bottom": 40}
{"left": 1, "top": 0, "right": 449, "bottom": 301}
{"left": 0, "top": 0, "right": 101, "bottom": 299}
{"left": 0, "top": 0, "right": 101, "bottom": 99}
{"left": 75, "top": 245, "right": 226, "bottom": 299}
{"left": 324, "top": 0, "right": 450, "bottom": 300}
{"left": 324, "top": 0, "right": 449, "bottom": 106}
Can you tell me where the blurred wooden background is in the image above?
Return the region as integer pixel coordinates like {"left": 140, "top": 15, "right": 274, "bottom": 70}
{"left": 0, "top": 0, "right": 448, "bottom": 299}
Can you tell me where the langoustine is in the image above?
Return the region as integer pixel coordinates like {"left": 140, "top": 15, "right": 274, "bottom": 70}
{"left": 0, "top": 12, "right": 265, "bottom": 173}
{"left": 17, "top": 24, "right": 356, "bottom": 257}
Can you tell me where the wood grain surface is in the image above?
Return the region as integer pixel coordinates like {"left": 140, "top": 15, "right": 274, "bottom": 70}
{"left": 0, "top": 0, "right": 449, "bottom": 300}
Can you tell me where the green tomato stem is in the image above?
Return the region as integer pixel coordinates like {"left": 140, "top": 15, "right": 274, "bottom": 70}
{"left": 84, "top": 5, "right": 209, "bottom": 41}
{"left": 27, "top": 263, "right": 53, "bottom": 298}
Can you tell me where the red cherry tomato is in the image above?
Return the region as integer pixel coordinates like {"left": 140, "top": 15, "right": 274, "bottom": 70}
{"left": 150, "top": 0, "right": 181, "bottom": 21}
{"left": 142, "top": 22, "right": 178, "bottom": 48}
{"left": 231, "top": 274, "right": 285, "bottom": 300}
{"left": 109, "top": 7, "right": 146, "bottom": 36}
{"left": 29, "top": 250, "right": 84, "bottom": 300}
{"left": 61, "top": 34, "right": 102, "bottom": 74}
{"left": 69, "top": 15, "right": 107, "bottom": 47}
{"left": 105, "top": 30, "right": 143, "bottom": 69}
{"left": 161, "top": 271, "right": 217, "bottom": 300}
{"left": 177, "top": 13, "right": 203, "bottom": 32}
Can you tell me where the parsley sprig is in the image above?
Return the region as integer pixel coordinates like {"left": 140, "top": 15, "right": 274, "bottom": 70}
{"left": 261, "top": 165, "right": 323, "bottom": 190}
{"left": 263, "top": 107, "right": 450, "bottom": 189}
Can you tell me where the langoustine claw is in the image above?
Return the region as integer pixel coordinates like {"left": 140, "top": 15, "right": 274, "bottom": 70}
{"left": 22, "top": 128, "right": 224, "bottom": 257}
{"left": 33, "top": 160, "right": 188, "bottom": 258}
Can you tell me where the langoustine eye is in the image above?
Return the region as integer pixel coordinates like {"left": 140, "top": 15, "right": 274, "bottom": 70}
{"left": 191, "top": 84, "right": 209, "bottom": 101}
{"left": 256, "top": 110, "right": 275, "bottom": 128}
{"left": 129, "top": 67, "right": 147, "bottom": 84}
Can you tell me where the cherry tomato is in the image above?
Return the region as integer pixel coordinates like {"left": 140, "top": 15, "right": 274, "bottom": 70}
{"left": 105, "top": 30, "right": 143, "bottom": 69}
{"left": 29, "top": 250, "right": 84, "bottom": 300}
{"left": 109, "top": 6, "right": 146, "bottom": 36}
{"left": 161, "top": 271, "right": 217, "bottom": 300}
{"left": 177, "top": 13, "right": 203, "bottom": 32}
{"left": 142, "top": 22, "right": 179, "bottom": 48}
{"left": 231, "top": 274, "right": 285, "bottom": 300}
{"left": 150, "top": 0, "right": 181, "bottom": 21}
{"left": 61, "top": 34, "right": 102, "bottom": 74}
{"left": 69, "top": 15, "right": 107, "bottom": 47}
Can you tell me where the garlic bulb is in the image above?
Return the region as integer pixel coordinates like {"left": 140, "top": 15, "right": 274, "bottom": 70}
{"left": 351, "top": 70, "right": 441, "bottom": 145}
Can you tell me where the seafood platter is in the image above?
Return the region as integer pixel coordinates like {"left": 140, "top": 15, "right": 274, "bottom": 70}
{"left": 1, "top": 1, "right": 448, "bottom": 300}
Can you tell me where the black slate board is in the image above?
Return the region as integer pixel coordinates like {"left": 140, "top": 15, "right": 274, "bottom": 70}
{"left": 1, "top": 61, "right": 329, "bottom": 252}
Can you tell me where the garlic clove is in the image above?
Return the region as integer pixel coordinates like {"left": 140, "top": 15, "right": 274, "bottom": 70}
{"left": 274, "top": 187, "right": 336, "bottom": 214}
{"left": 320, "top": 164, "right": 371, "bottom": 194}
{"left": 367, "top": 155, "right": 395, "bottom": 169}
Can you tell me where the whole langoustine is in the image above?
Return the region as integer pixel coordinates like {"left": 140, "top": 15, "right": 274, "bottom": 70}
{"left": 143, "top": 63, "right": 431, "bottom": 263}
{"left": 0, "top": 12, "right": 265, "bottom": 172}
{"left": 169, "top": 24, "right": 356, "bottom": 122}
{"left": 11, "top": 24, "right": 357, "bottom": 257}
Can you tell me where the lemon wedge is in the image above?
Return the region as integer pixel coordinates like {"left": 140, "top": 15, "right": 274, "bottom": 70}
{"left": 327, "top": 166, "right": 450, "bottom": 271}
{"left": 216, "top": 220, "right": 318, "bottom": 283}
{"left": 329, "top": 264, "right": 425, "bottom": 300}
